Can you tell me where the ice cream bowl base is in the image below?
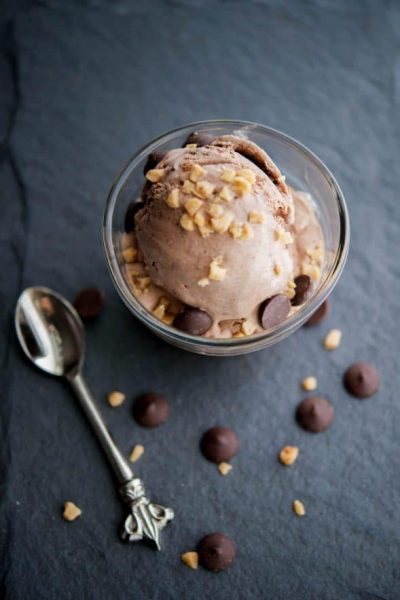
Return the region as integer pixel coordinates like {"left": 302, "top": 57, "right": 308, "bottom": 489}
{"left": 103, "top": 120, "right": 349, "bottom": 357}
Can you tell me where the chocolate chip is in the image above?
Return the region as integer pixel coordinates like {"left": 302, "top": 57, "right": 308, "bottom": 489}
{"left": 200, "top": 427, "right": 239, "bottom": 463}
{"left": 183, "top": 132, "right": 215, "bottom": 147}
{"left": 296, "top": 396, "right": 334, "bottom": 433}
{"left": 133, "top": 393, "right": 170, "bottom": 427}
{"left": 173, "top": 307, "right": 212, "bottom": 336}
{"left": 291, "top": 275, "right": 312, "bottom": 306}
{"left": 143, "top": 151, "right": 166, "bottom": 175}
{"left": 73, "top": 288, "right": 104, "bottom": 320}
{"left": 259, "top": 294, "right": 291, "bottom": 329}
{"left": 343, "top": 362, "right": 379, "bottom": 398}
{"left": 305, "top": 299, "right": 329, "bottom": 326}
{"left": 124, "top": 201, "right": 144, "bottom": 233}
{"left": 197, "top": 533, "right": 236, "bottom": 571}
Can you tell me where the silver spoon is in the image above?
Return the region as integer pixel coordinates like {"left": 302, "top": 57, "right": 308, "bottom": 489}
{"left": 15, "top": 286, "right": 174, "bottom": 549}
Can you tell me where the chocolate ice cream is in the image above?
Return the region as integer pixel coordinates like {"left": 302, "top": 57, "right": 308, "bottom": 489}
{"left": 121, "top": 134, "right": 324, "bottom": 338}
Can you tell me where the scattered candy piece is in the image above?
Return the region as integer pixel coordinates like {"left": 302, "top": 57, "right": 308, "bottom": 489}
{"left": 218, "top": 462, "right": 233, "bottom": 476}
{"left": 107, "top": 391, "right": 125, "bottom": 407}
{"left": 129, "top": 444, "right": 144, "bottom": 463}
{"left": 301, "top": 376, "right": 317, "bottom": 392}
{"left": 73, "top": 287, "right": 104, "bottom": 320}
{"left": 323, "top": 328, "right": 342, "bottom": 350}
{"left": 63, "top": 501, "right": 82, "bottom": 521}
{"left": 293, "top": 500, "right": 306, "bottom": 517}
{"left": 279, "top": 446, "right": 299, "bottom": 466}
{"left": 181, "top": 551, "right": 199, "bottom": 570}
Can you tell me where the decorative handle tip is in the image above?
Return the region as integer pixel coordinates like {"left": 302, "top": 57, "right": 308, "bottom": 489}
{"left": 119, "top": 478, "right": 174, "bottom": 550}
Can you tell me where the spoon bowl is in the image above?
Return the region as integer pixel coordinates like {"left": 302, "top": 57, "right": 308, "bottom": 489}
{"left": 15, "top": 287, "right": 84, "bottom": 377}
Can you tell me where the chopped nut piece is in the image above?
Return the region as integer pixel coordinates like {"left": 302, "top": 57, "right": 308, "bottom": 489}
{"left": 207, "top": 203, "right": 224, "bottom": 218}
{"left": 196, "top": 181, "right": 215, "bottom": 199}
{"left": 153, "top": 304, "right": 166, "bottom": 320}
{"left": 181, "top": 552, "right": 199, "bottom": 570}
{"left": 274, "top": 264, "right": 283, "bottom": 276}
{"left": 185, "top": 143, "right": 197, "bottom": 149}
{"left": 197, "top": 277, "right": 210, "bottom": 287}
{"left": 162, "top": 313, "right": 175, "bottom": 326}
{"left": 287, "top": 279, "right": 297, "bottom": 289}
{"left": 145, "top": 168, "right": 165, "bottom": 183}
{"left": 218, "top": 462, "right": 233, "bottom": 476}
{"left": 233, "top": 331, "right": 245, "bottom": 338}
{"left": 211, "top": 213, "right": 233, "bottom": 234}
{"left": 307, "top": 246, "right": 324, "bottom": 263}
{"left": 122, "top": 247, "right": 138, "bottom": 263}
{"left": 220, "top": 168, "right": 236, "bottom": 183}
{"left": 193, "top": 210, "right": 206, "bottom": 227}
{"left": 248, "top": 211, "right": 265, "bottom": 224}
{"left": 301, "top": 376, "right": 317, "bottom": 391}
{"left": 185, "top": 197, "right": 203, "bottom": 216}
{"left": 282, "top": 231, "right": 294, "bottom": 245}
{"left": 236, "top": 168, "right": 256, "bottom": 184}
{"left": 189, "top": 163, "right": 206, "bottom": 182}
{"left": 219, "top": 185, "right": 234, "bottom": 202}
{"left": 199, "top": 223, "right": 214, "bottom": 238}
{"left": 232, "top": 176, "right": 252, "bottom": 196}
{"left": 324, "top": 329, "right": 342, "bottom": 350}
{"left": 182, "top": 180, "right": 195, "bottom": 194}
{"left": 209, "top": 256, "right": 227, "bottom": 281}
{"left": 277, "top": 174, "right": 286, "bottom": 183}
{"left": 293, "top": 499, "right": 306, "bottom": 516}
{"left": 107, "top": 391, "right": 125, "bottom": 407}
{"left": 240, "top": 223, "right": 254, "bottom": 240}
{"left": 180, "top": 214, "right": 195, "bottom": 231}
{"left": 166, "top": 188, "right": 180, "bottom": 208}
{"left": 241, "top": 320, "right": 256, "bottom": 336}
{"left": 135, "top": 276, "right": 151, "bottom": 290}
{"left": 279, "top": 446, "right": 299, "bottom": 466}
{"left": 129, "top": 444, "right": 144, "bottom": 463}
{"left": 229, "top": 222, "right": 243, "bottom": 239}
{"left": 63, "top": 501, "right": 82, "bottom": 521}
{"left": 301, "top": 263, "right": 321, "bottom": 281}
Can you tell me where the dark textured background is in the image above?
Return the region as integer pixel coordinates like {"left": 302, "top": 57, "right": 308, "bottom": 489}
{"left": 1, "top": 1, "right": 400, "bottom": 599}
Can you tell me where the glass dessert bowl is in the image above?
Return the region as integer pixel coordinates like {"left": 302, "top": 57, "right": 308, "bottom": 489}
{"left": 103, "top": 120, "right": 349, "bottom": 356}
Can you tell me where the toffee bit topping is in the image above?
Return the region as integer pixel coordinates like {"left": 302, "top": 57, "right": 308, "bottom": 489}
{"left": 220, "top": 168, "right": 236, "bottom": 183}
{"left": 196, "top": 181, "right": 215, "bottom": 199}
{"left": 279, "top": 446, "right": 299, "bottom": 466}
{"left": 189, "top": 163, "right": 206, "bottom": 182}
{"left": 232, "top": 176, "right": 252, "bottom": 196}
{"left": 197, "top": 277, "right": 210, "bottom": 287}
{"left": 240, "top": 223, "right": 254, "bottom": 240}
{"left": 241, "top": 320, "right": 256, "bottom": 336}
{"left": 182, "top": 180, "right": 195, "bottom": 194}
{"left": 274, "top": 264, "right": 283, "bottom": 276}
{"left": 185, "top": 143, "right": 197, "bottom": 149}
{"left": 184, "top": 197, "right": 203, "bottom": 216}
{"left": 209, "top": 256, "right": 227, "bottom": 281}
{"left": 301, "top": 263, "right": 321, "bottom": 281}
{"left": 229, "top": 222, "right": 243, "bottom": 239}
{"left": 207, "top": 203, "right": 224, "bottom": 218}
{"left": 211, "top": 213, "right": 233, "bottom": 234}
{"left": 236, "top": 168, "right": 256, "bottom": 184}
{"left": 301, "top": 376, "right": 318, "bottom": 391}
{"left": 293, "top": 500, "right": 306, "bottom": 516}
{"left": 219, "top": 185, "right": 234, "bottom": 202}
{"left": 129, "top": 444, "right": 144, "bottom": 463}
{"left": 181, "top": 552, "right": 199, "bottom": 570}
{"left": 218, "top": 462, "right": 233, "bottom": 476}
{"left": 166, "top": 188, "right": 180, "bottom": 208}
{"left": 107, "top": 391, "right": 125, "bottom": 407}
{"left": 122, "top": 247, "right": 138, "bottom": 263}
{"left": 145, "top": 168, "right": 165, "bottom": 183}
{"left": 63, "top": 501, "right": 82, "bottom": 521}
{"left": 248, "top": 211, "right": 265, "bottom": 224}
{"left": 180, "top": 213, "right": 195, "bottom": 231}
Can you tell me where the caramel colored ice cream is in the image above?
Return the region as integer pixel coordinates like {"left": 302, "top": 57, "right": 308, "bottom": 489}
{"left": 122, "top": 133, "right": 324, "bottom": 338}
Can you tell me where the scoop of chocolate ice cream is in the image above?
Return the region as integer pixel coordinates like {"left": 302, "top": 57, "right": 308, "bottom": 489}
{"left": 135, "top": 136, "right": 295, "bottom": 322}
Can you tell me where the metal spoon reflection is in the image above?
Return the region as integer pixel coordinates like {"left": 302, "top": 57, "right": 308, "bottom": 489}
{"left": 15, "top": 286, "right": 173, "bottom": 549}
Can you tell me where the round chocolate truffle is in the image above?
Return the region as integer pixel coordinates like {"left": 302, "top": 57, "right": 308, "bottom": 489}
{"left": 73, "top": 287, "right": 104, "bottom": 320}
{"left": 296, "top": 396, "right": 334, "bottom": 433}
{"left": 343, "top": 362, "right": 379, "bottom": 398}
{"left": 133, "top": 393, "right": 170, "bottom": 427}
{"left": 200, "top": 427, "right": 239, "bottom": 463}
{"left": 197, "top": 532, "right": 236, "bottom": 571}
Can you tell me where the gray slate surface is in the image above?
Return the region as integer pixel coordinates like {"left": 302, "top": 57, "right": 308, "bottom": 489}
{"left": 1, "top": 1, "right": 400, "bottom": 599}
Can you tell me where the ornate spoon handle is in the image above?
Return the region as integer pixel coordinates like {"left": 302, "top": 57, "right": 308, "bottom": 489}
{"left": 68, "top": 373, "right": 174, "bottom": 549}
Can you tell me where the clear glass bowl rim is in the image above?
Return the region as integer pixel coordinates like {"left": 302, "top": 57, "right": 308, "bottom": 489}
{"left": 103, "top": 119, "right": 350, "bottom": 350}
